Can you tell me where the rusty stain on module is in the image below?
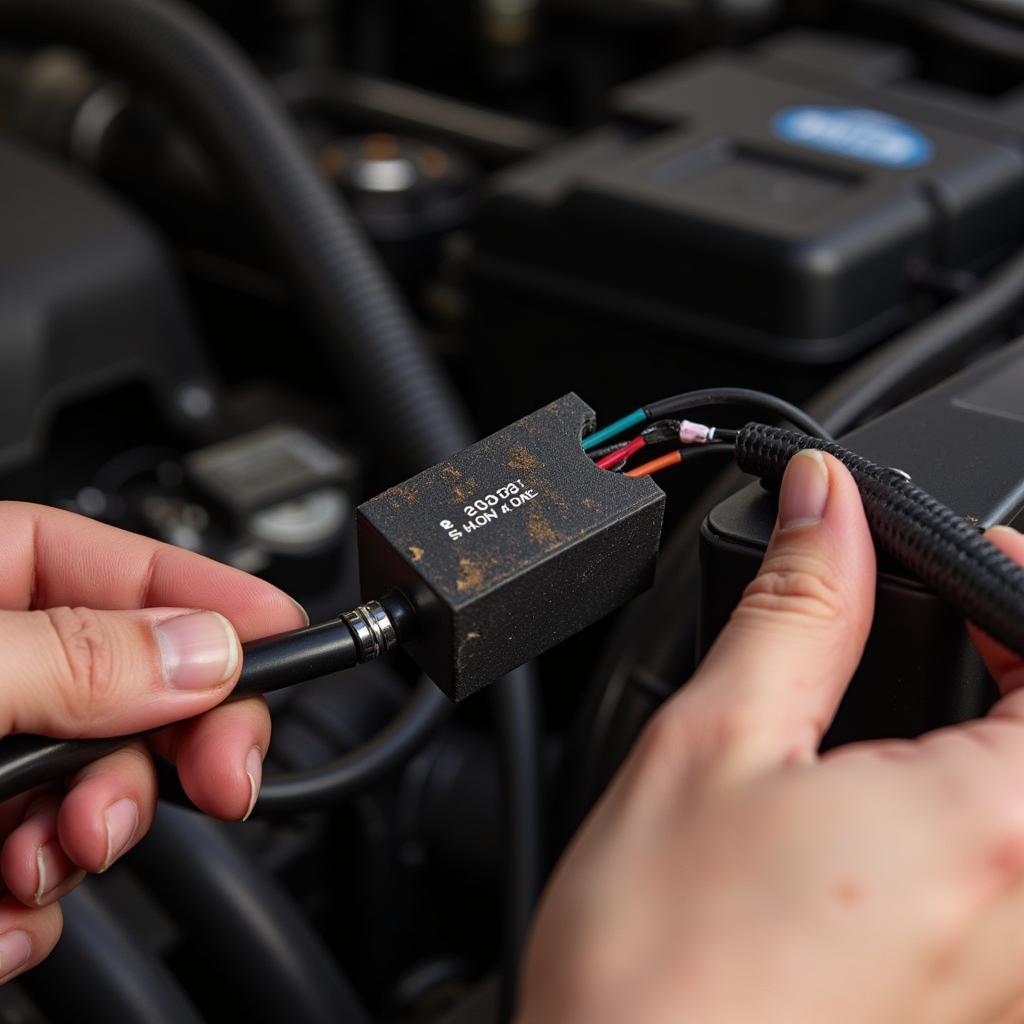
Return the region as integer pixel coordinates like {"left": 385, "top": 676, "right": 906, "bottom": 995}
{"left": 527, "top": 506, "right": 564, "bottom": 550}
{"left": 507, "top": 443, "right": 540, "bottom": 473}
{"left": 408, "top": 546, "right": 424, "bottom": 562}
{"left": 451, "top": 475, "right": 478, "bottom": 503}
{"left": 383, "top": 484, "right": 419, "bottom": 509}
{"left": 455, "top": 557, "right": 487, "bottom": 593}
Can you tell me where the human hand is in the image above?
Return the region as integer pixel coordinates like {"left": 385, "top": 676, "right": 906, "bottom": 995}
{"left": 520, "top": 451, "right": 1024, "bottom": 1024}
{"left": 0, "top": 501, "right": 306, "bottom": 983}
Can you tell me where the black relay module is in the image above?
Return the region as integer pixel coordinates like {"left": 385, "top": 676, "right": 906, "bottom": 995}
{"left": 357, "top": 395, "right": 666, "bottom": 700}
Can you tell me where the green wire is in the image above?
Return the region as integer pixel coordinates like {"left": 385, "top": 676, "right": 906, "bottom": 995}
{"left": 581, "top": 409, "right": 647, "bottom": 452}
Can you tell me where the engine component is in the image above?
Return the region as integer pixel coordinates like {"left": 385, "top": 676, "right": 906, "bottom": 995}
{"left": 0, "top": 138, "right": 216, "bottom": 473}
{"left": 468, "top": 29, "right": 1024, "bottom": 424}
{"left": 357, "top": 394, "right": 665, "bottom": 700}
{"left": 700, "top": 336, "right": 1024, "bottom": 744}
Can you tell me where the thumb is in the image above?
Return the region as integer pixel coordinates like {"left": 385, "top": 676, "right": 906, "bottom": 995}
{"left": 684, "top": 450, "right": 876, "bottom": 775}
{"left": 0, "top": 607, "right": 241, "bottom": 738}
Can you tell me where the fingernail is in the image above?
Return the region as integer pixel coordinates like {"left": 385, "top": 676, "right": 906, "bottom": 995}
{"left": 153, "top": 611, "right": 239, "bottom": 690}
{"left": 34, "top": 842, "right": 70, "bottom": 903}
{"left": 102, "top": 797, "right": 139, "bottom": 871}
{"left": 242, "top": 747, "right": 262, "bottom": 822}
{"left": 988, "top": 525, "right": 1021, "bottom": 539}
{"left": 780, "top": 450, "right": 830, "bottom": 529}
{"left": 290, "top": 597, "right": 310, "bottom": 627}
{"left": 0, "top": 931, "right": 31, "bottom": 982}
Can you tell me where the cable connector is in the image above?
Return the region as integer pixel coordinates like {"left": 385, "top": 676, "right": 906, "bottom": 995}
{"left": 679, "top": 420, "right": 712, "bottom": 444}
{"left": 342, "top": 600, "right": 400, "bottom": 661}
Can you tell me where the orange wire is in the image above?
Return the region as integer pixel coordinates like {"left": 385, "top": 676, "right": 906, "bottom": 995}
{"left": 624, "top": 450, "right": 683, "bottom": 478}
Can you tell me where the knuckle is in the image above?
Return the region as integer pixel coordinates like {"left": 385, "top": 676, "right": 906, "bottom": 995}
{"left": 738, "top": 552, "right": 845, "bottom": 626}
{"left": 43, "top": 606, "right": 117, "bottom": 724}
{"left": 706, "top": 699, "right": 764, "bottom": 756}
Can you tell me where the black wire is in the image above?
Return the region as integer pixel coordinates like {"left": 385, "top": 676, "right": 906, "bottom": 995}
{"left": 254, "top": 677, "right": 452, "bottom": 813}
{"left": 492, "top": 664, "right": 545, "bottom": 1022}
{"left": 644, "top": 388, "right": 832, "bottom": 441}
{"left": 569, "top": 267, "right": 1024, "bottom": 825}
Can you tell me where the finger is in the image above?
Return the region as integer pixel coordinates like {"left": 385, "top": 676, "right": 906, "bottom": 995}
{"left": 149, "top": 696, "right": 270, "bottom": 821}
{"left": 56, "top": 742, "right": 157, "bottom": 874}
{"left": 0, "top": 501, "right": 307, "bottom": 640}
{"left": 681, "top": 451, "right": 877, "bottom": 774}
{"left": 0, "top": 897, "right": 61, "bottom": 984}
{"left": 1, "top": 796, "right": 83, "bottom": 907}
{"left": 968, "top": 525, "right": 1024, "bottom": 697}
{"left": 0, "top": 605, "right": 243, "bottom": 738}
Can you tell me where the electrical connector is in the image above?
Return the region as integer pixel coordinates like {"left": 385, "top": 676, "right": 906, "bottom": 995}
{"left": 357, "top": 395, "right": 666, "bottom": 700}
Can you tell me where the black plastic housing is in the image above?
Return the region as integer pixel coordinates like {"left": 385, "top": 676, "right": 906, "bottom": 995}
{"left": 700, "top": 339, "right": 1024, "bottom": 745}
{"left": 357, "top": 395, "right": 666, "bottom": 701}
{"left": 476, "top": 32, "right": 1024, "bottom": 363}
{"left": 0, "top": 138, "right": 216, "bottom": 472}
{"left": 468, "top": 30, "right": 1024, "bottom": 428}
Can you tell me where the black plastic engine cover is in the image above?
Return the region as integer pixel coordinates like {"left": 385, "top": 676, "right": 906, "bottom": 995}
{"left": 474, "top": 31, "right": 1024, "bottom": 366}
{"left": 357, "top": 394, "right": 665, "bottom": 701}
{"left": 0, "top": 139, "right": 215, "bottom": 472}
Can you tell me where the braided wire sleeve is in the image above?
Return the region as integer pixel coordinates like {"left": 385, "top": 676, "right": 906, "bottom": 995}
{"left": 735, "top": 423, "right": 1024, "bottom": 660}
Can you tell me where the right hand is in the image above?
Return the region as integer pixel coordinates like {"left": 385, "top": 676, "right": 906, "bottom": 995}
{"left": 520, "top": 451, "right": 1024, "bottom": 1024}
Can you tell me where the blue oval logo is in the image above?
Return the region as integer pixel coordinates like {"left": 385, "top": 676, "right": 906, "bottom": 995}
{"left": 772, "top": 106, "right": 934, "bottom": 169}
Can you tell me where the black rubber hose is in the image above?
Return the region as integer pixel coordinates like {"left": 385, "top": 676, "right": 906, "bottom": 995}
{"left": 131, "top": 803, "right": 371, "bottom": 1024}
{"left": 492, "top": 664, "right": 545, "bottom": 1022}
{"left": 18, "top": 882, "right": 203, "bottom": 1024}
{"left": 735, "top": 423, "right": 1024, "bottom": 658}
{"left": 0, "top": 0, "right": 472, "bottom": 474}
{"left": 255, "top": 676, "right": 452, "bottom": 813}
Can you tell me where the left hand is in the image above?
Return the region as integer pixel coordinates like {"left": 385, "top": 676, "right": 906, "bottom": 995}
{"left": 0, "top": 501, "right": 307, "bottom": 982}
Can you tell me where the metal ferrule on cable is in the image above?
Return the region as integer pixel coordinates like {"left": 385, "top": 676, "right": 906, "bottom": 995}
{"left": 342, "top": 601, "right": 399, "bottom": 662}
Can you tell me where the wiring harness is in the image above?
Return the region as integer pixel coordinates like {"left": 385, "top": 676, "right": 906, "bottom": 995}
{"left": 734, "top": 423, "right": 1024, "bottom": 660}
{"left": 586, "top": 391, "right": 1024, "bottom": 662}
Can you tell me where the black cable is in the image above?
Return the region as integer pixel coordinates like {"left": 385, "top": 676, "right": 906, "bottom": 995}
{"left": 644, "top": 388, "right": 832, "bottom": 441}
{"left": 570, "top": 241, "right": 1024, "bottom": 824}
{"left": 254, "top": 677, "right": 452, "bottom": 813}
{"left": 274, "top": 68, "right": 563, "bottom": 166}
{"left": 18, "top": 881, "right": 203, "bottom": 1024}
{"left": 0, "top": 616, "right": 363, "bottom": 803}
{"left": 736, "top": 424, "right": 1024, "bottom": 658}
{"left": 131, "top": 803, "right": 371, "bottom": 1024}
{"left": 492, "top": 664, "right": 545, "bottom": 1023}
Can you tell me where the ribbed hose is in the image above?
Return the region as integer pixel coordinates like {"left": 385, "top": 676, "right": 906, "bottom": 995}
{"left": 0, "top": 0, "right": 471, "bottom": 474}
{"left": 736, "top": 423, "right": 1024, "bottom": 659}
